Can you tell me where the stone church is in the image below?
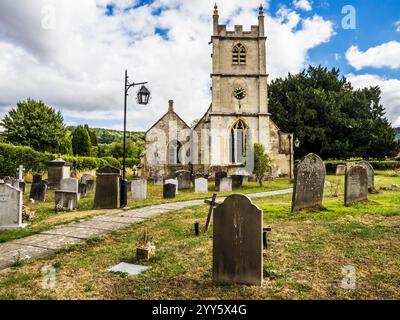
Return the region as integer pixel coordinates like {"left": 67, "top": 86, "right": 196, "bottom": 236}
{"left": 142, "top": 5, "right": 293, "bottom": 179}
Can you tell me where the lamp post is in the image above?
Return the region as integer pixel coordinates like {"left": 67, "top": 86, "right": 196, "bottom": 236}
{"left": 120, "top": 70, "right": 150, "bottom": 208}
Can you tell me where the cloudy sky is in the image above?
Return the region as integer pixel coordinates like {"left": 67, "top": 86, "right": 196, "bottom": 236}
{"left": 0, "top": 0, "right": 399, "bottom": 131}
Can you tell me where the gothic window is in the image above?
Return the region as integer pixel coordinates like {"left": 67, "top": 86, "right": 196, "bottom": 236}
{"left": 168, "top": 140, "right": 182, "bottom": 164}
{"left": 232, "top": 43, "right": 246, "bottom": 65}
{"left": 229, "top": 120, "right": 248, "bottom": 164}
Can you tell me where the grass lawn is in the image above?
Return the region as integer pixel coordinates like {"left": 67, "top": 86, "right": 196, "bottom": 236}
{"left": 0, "top": 170, "right": 399, "bottom": 300}
{"left": 0, "top": 178, "right": 292, "bottom": 243}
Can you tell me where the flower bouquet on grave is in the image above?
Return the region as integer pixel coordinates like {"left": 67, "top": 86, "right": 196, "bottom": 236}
{"left": 136, "top": 229, "right": 156, "bottom": 261}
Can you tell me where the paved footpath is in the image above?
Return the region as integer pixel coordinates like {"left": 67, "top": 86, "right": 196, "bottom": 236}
{"left": 0, "top": 188, "right": 292, "bottom": 271}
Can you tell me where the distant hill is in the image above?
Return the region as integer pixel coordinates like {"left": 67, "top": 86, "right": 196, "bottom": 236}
{"left": 67, "top": 126, "right": 145, "bottom": 144}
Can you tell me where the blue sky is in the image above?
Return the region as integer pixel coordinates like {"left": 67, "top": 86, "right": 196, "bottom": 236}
{"left": 0, "top": 0, "right": 399, "bottom": 130}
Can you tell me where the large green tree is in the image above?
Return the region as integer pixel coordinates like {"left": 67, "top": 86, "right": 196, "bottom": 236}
{"left": 269, "top": 66, "right": 399, "bottom": 160}
{"left": 1, "top": 99, "right": 69, "bottom": 153}
{"left": 71, "top": 125, "right": 92, "bottom": 156}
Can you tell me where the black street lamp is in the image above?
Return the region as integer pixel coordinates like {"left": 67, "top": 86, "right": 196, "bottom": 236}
{"left": 120, "top": 70, "right": 150, "bottom": 208}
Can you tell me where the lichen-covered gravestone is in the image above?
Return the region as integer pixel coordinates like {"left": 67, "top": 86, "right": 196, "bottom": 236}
{"left": 345, "top": 165, "right": 368, "bottom": 206}
{"left": 291, "top": 153, "right": 326, "bottom": 212}
{"left": 213, "top": 194, "right": 263, "bottom": 286}
{"left": 131, "top": 179, "right": 147, "bottom": 200}
{"left": 194, "top": 177, "right": 208, "bottom": 193}
{"left": 94, "top": 166, "right": 121, "bottom": 209}
{"left": 175, "top": 170, "right": 191, "bottom": 189}
{"left": 0, "top": 182, "right": 25, "bottom": 229}
{"left": 357, "top": 160, "right": 375, "bottom": 193}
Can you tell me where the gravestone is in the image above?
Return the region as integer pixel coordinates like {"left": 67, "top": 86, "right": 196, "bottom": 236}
{"left": 165, "top": 179, "right": 178, "bottom": 194}
{"left": 213, "top": 194, "right": 263, "bottom": 286}
{"left": 215, "top": 172, "right": 227, "bottom": 188}
{"left": 46, "top": 155, "right": 71, "bottom": 189}
{"left": 336, "top": 165, "right": 346, "bottom": 176}
{"left": 345, "top": 165, "right": 368, "bottom": 206}
{"left": 78, "top": 183, "right": 87, "bottom": 196}
{"left": 195, "top": 177, "right": 208, "bottom": 193}
{"left": 94, "top": 166, "right": 121, "bottom": 209}
{"left": 231, "top": 175, "right": 243, "bottom": 188}
{"left": 153, "top": 176, "right": 163, "bottom": 186}
{"left": 163, "top": 183, "right": 176, "bottom": 199}
{"left": 55, "top": 178, "right": 79, "bottom": 212}
{"left": 81, "top": 174, "right": 95, "bottom": 191}
{"left": 0, "top": 183, "right": 25, "bottom": 229}
{"left": 291, "top": 153, "right": 326, "bottom": 212}
{"left": 131, "top": 179, "right": 147, "bottom": 200}
{"left": 357, "top": 160, "right": 375, "bottom": 192}
{"left": 32, "top": 174, "right": 42, "bottom": 184}
{"left": 217, "top": 177, "right": 232, "bottom": 192}
{"left": 5, "top": 178, "right": 20, "bottom": 190}
{"left": 175, "top": 170, "right": 191, "bottom": 189}
{"left": 29, "top": 180, "right": 47, "bottom": 202}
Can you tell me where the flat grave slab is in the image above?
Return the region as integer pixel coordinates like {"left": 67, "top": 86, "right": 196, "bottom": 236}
{"left": 41, "top": 226, "right": 108, "bottom": 239}
{"left": 109, "top": 262, "right": 151, "bottom": 276}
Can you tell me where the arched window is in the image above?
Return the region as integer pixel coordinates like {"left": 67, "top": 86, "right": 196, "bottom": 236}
{"left": 168, "top": 140, "right": 182, "bottom": 164}
{"left": 232, "top": 43, "right": 246, "bottom": 65}
{"left": 229, "top": 120, "right": 249, "bottom": 164}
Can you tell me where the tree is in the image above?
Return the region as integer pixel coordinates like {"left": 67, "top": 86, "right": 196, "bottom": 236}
{"left": 71, "top": 125, "right": 92, "bottom": 156}
{"left": 269, "top": 66, "right": 399, "bottom": 160}
{"left": 253, "top": 143, "right": 272, "bottom": 186}
{"left": 84, "top": 124, "right": 98, "bottom": 146}
{"left": 1, "top": 99, "right": 69, "bottom": 153}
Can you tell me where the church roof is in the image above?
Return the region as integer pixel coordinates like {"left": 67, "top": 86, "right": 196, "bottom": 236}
{"left": 193, "top": 104, "right": 212, "bottom": 130}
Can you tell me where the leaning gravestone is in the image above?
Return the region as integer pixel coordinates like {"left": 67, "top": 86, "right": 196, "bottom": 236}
{"left": 215, "top": 172, "right": 227, "bottom": 189}
{"left": 131, "top": 179, "right": 147, "bottom": 200}
{"left": 217, "top": 177, "right": 232, "bottom": 192}
{"left": 94, "top": 166, "right": 121, "bottom": 209}
{"left": 165, "top": 179, "right": 178, "bottom": 194}
{"left": 291, "top": 153, "right": 326, "bottom": 212}
{"left": 345, "top": 165, "right": 368, "bottom": 206}
{"left": 163, "top": 183, "right": 176, "bottom": 199}
{"left": 195, "top": 177, "right": 208, "bottom": 193}
{"left": 213, "top": 194, "right": 263, "bottom": 286}
{"left": 357, "top": 160, "right": 375, "bottom": 192}
{"left": 0, "top": 182, "right": 25, "bottom": 229}
{"left": 176, "top": 170, "right": 191, "bottom": 189}
{"left": 55, "top": 178, "right": 79, "bottom": 212}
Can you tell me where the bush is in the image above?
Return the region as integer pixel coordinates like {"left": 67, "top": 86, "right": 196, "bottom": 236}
{"left": 118, "top": 157, "right": 140, "bottom": 167}
{"left": 100, "top": 157, "right": 121, "bottom": 168}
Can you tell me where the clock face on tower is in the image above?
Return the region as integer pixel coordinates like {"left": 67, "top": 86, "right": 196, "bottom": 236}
{"left": 233, "top": 87, "right": 246, "bottom": 100}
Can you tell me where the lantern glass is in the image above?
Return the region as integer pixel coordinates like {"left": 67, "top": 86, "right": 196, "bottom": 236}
{"left": 137, "top": 85, "right": 150, "bottom": 105}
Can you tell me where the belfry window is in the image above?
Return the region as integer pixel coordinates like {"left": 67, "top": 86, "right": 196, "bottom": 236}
{"left": 232, "top": 43, "right": 246, "bottom": 65}
{"left": 229, "top": 120, "right": 248, "bottom": 164}
{"left": 168, "top": 140, "right": 182, "bottom": 164}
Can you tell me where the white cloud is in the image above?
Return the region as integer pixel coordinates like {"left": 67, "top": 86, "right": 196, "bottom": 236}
{"left": 395, "top": 21, "right": 400, "bottom": 32}
{"left": 293, "top": 0, "right": 312, "bottom": 12}
{"left": 0, "top": 0, "right": 334, "bottom": 131}
{"left": 347, "top": 73, "right": 400, "bottom": 127}
{"left": 346, "top": 41, "right": 400, "bottom": 71}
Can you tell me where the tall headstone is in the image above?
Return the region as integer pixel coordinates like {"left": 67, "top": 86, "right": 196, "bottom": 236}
{"left": 94, "top": 166, "right": 121, "bottom": 209}
{"left": 357, "top": 160, "right": 375, "bottom": 192}
{"left": 46, "top": 155, "right": 71, "bottom": 189}
{"left": 195, "top": 177, "right": 208, "bottom": 193}
{"left": 291, "top": 153, "right": 326, "bottom": 212}
{"left": 215, "top": 172, "right": 227, "bottom": 189}
{"left": 175, "top": 170, "right": 191, "bottom": 189}
{"left": 217, "top": 177, "right": 232, "bottom": 192}
{"left": 0, "top": 183, "right": 25, "bottom": 229}
{"left": 163, "top": 183, "right": 176, "bottom": 199}
{"left": 131, "top": 179, "right": 147, "bottom": 200}
{"left": 165, "top": 179, "right": 178, "bottom": 194}
{"left": 213, "top": 194, "right": 263, "bottom": 286}
{"left": 345, "top": 165, "right": 368, "bottom": 206}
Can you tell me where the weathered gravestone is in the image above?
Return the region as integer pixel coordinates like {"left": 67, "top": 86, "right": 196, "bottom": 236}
{"left": 336, "top": 165, "right": 346, "bottom": 176}
{"left": 81, "top": 174, "right": 95, "bottom": 191}
{"left": 94, "top": 166, "right": 121, "bottom": 209}
{"left": 195, "top": 177, "right": 208, "bottom": 193}
{"left": 46, "top": 155, "right": 71, "bottom": 189}
{"left": 163, "top": 183, "right": 176, "bottom": 199}
{"left": 357, "top": 160, "right": 375, "bottom": 192}
{"left": 217, "top": 177, "right": 232, "bottom": 192}
{"left": 153, "top": 176, "right": 163, "bottom": 186}
{"left": 213, "top": 194, "right": 263, "bottom": 286}
{"left": 215, "top": 172, "right": 227, "bottom": 189}
{"left": 291, "top": 153, "right": 326, "bottom": 212}
{"left": 55, "top": 178, "right": 79, "bottom": 212}
{"left": 29, "top": 176, "right": 47, "bottom": 202}
{"left": 5, "top": 178, "right": 20, "bottom": 190}
{"left": 131, "top": 179, "right": 147, "bottom": 200}
{"left": 78, "top": 183, "right": 87, "bottom": 196}
{"left": 175, "top": 170, "right": 191, "bottom": 189}
{"left": 0, "top": 183, "right": 25, "bottom": 229}
{"left": 231, "top": 175, "right": 243, "bottom": 188}
{"left": 165, "top": 179, "right": 178, "bottom": 194}
{"left": 345, "top": 165, "right": 368, "bottom": 206}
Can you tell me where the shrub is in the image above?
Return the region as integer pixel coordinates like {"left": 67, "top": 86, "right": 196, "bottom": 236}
{"left": 100, "top": 157, "right": 121, "bottom": 168}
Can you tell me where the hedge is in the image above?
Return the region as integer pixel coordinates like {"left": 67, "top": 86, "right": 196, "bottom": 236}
{"left": 0, "top": 143, "right": 124, "bottom": 178}
{"left": 325, "top": 160, "right": 400, "bottom": 173}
